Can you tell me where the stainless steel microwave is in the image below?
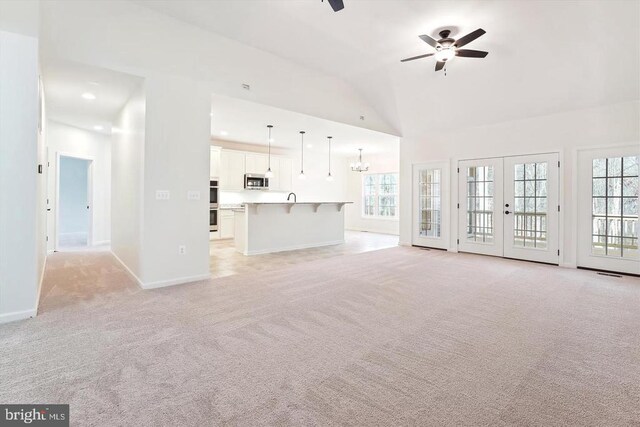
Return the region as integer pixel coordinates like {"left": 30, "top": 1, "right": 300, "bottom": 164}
{"left": 244, "top": 174, "right": 269, "bottom": 190}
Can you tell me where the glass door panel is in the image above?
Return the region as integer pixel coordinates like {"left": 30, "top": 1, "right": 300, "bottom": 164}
{"left": 578, "top": 146, "right": 639, "bottom": 274}
{"left": 503, "top": 153, "right": 559, "bottom": 264}
{"left": 413, "top": 162, "right": 449, "bottom": 249}
{"left": 458, "top": 158, "right": 503, "bottom": 256}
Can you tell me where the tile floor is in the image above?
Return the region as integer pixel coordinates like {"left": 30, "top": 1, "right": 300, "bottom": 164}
{"left": 209, "top": 230, "right": 399, "bottom": 278}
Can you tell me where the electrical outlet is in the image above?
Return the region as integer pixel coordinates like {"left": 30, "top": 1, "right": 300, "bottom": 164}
{"left": 156, "top": 190, "right": 170, "bottom": 200}
{"left": 178, "top": 245, "right": 186, "bottom": 255}
{"left": 187, "top": 190, "right": 200, "bottom": 200}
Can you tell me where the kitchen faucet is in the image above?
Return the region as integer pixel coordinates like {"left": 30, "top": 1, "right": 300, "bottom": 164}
{"left": 287, "top": 192, "right": 297, "bottom": 203}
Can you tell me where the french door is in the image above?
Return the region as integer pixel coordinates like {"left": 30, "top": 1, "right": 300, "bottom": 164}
{"left": 577, "top": 146, "right": 639, "bottom": 275}
{"left": 412, "top": 162, "right": 449, "bottom": 249}
{"left": 458, "top": 153, "right": 560, "bottom": 264}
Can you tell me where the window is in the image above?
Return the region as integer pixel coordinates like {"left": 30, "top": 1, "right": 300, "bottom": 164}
{"left": 363, "top": 173, "right": 398, "bottom": 218}
{"left": 592, "top": 156, "right": 639, "bottom": 259}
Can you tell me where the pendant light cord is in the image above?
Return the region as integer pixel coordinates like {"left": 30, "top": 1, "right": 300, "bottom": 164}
{"left": 328, "top": 136, "right": 332, "bottom": 174}
{"left": 267, "top": 125, "right": 272, "bottom": 170}
{"left": 300, "top": 131, "right": 305, "bottom": 173}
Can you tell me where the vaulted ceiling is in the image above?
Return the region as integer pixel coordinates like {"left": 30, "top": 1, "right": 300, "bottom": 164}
{"left": 137, "top": 0, "right": 639, "bottom": 137}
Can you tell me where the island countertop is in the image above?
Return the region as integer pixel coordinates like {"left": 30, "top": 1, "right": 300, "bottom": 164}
{"left": 241, "top": 201, "right": 353, "bottom": 205}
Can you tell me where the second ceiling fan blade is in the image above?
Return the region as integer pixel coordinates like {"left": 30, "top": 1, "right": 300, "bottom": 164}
{"left": 419, "top": 34, "right": 439, "bottom": 48}
{"left": 400, "top": 53, "right": 434, "bottom": 62}
{"left": 456, "top": 49, "right": 489, "bottom": 58}
{"left": 455, "top": 28, "right": 486, "bottom": 48}
{"left": 327, "top": 0, "right": 344, "bottom": 11}
{"left": 435, "top": 61, "right": 446, "bottom": 71}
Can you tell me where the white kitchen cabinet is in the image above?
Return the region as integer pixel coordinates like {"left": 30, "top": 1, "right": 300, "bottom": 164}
{"left": 210, "top": 146, "right": 221, "bottom": 179}
{"left": 245, "top": 153, "right": 268, "bottom": 175}
{"left": 220, "top": 210, "right": 235, "bottom": 239}
{"left": 220, "top": 150, "right": 245, "bottom": 191}
{"left": 274, "top": 157, "right": 293, "bottom": 192}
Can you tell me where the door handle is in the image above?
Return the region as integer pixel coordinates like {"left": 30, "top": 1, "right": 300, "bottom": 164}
{"left": 504, "top": 210, "right": 511, "bottom": 215}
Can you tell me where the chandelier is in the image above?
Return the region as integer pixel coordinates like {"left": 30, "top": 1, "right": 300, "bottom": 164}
{"left": 350, "top": 148, "right": 369, "bottom": 172}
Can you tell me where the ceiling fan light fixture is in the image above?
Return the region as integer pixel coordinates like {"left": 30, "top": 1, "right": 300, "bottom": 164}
{"left": 435, "top": 48, "right": 455, "bottom": 62}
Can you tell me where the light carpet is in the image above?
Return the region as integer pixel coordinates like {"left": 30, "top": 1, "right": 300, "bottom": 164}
{"left": 1, "top": 247, "right": 639, "bottom": 426}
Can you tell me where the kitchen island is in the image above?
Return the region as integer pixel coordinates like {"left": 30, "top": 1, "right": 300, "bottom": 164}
{"left": 234, "top": 202, "right": 353, "bottom": 255}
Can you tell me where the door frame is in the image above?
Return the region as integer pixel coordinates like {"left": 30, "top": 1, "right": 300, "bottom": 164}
{"left": 55, "top": 152, "right": 94, "bottom": 251}
{"left": 575, "top": 143, "right": 640, "bottom": 274}
{"left": 411, "top": 161, "right": 450, "bottom": 249}
{"left": 455, "top": 150, "right": 564, "bottom": 264}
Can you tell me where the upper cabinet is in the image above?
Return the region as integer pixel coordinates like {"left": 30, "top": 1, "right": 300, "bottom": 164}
{"left": 219, "top": 150, "right": 246, "bottom": 191}
{"left": 215, "top": 148, "right": 293, "bottom": 193}
{"left": 210, "top": 146, "right": 221, "bottom": 179}
{"left": 245, "top": 153, "right": 268, "bottom": 175}
{"left": 272, "top": 157, "right": 293, "bottom": 192}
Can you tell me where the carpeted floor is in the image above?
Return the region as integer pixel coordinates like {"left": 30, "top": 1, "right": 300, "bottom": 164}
{"left": 1, "top": 247, "right": 639, "bottom": 426}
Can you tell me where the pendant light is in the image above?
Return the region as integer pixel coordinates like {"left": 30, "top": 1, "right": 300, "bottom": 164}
{"left": 326, "top": 136, "right": 334, "bottom": 181}
{"left": 265, "top": 125, "right": 274, "bottom": 178}
{"left": 350, "top": 148, "right": 370, "bottom": 172}
{"left": 298, "top": 131, "right": 306, "bottom": 180}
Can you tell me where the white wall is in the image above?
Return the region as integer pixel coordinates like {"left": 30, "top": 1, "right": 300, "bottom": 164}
{"left": 46, "top": 121, "right": 111, "bottom": 250}
{"left": 399, "top": 101, "right": 640, "bottom": 267}
{"left": 345, "top": 151, "right": 400, "bottom": 235}
{"left": 291, "top": 156, "right": 348, "bottom": 203}
{"left": 0, "top": 30, "right": 41, "bottom": 323}
{"left": 111, "top": 85, "right": 145, "bottom": 280}
{"left": 138, "top": 75, "right": 211, "bottom": 288}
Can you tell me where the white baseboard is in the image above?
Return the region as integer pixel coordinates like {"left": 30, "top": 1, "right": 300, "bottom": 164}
{"left": 110, "top": 250, "right": 144, "bottom": 288}
{"left": 0, "top": 309, "right": 36, "bottom": 324}
{"left": 110, "top": 250, "right": 210, "bottom": 290}
{"left": 141, "top": 273, "right": 211, "bottom": 289}
{"left": 398, "top": 240, "right": 412, "bottom": 247}
{"left": 243, "top": 239, "right": 345, "bottom": 256}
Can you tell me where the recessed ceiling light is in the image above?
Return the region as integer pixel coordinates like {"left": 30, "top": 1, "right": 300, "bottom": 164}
{"left": 307, "top": 144, "right": 313, "bottom": 148}
{"left": 220, "top": 131, "right": 228, "bottom": 136}
{"left": 93, "top": 125, "right": 104, "bottom": 131}
{"left": 269, "top": 138, "right": 275, "bottom": 143}
{"left": 81, "top": 92, "right": 96, "bottom": 100}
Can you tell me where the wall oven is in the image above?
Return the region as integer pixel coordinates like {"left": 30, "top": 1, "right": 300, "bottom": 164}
{"left": 244, "top": 174, "right": 269, "bottom": 190}
{"left": 209, "top": 180, "right": 218, "bottom": 231}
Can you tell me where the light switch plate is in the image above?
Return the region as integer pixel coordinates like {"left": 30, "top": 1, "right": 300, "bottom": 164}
{"left": 156, "top": 190, "right": 170, "bottom": 200}
{"left": 187, "top": 190, "right": 200, "bottom": 200}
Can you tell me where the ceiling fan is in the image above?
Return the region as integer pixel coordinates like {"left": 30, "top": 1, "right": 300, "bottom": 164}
{"left": 322, "top": 0, "right": 344, "bottom": 12}
{"left": 401, "top": 29, "right": 488, "bottom": 71}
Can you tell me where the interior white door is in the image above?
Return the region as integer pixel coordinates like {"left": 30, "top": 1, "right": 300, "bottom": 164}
{"left": 503, "top": 153, "right": 559, "bottom": 264}
{"left": 458, "top": 158, "right": 504, "bottom": 256}
{"left": 412, "top": 162, "right": 449, "bottom": 249}
{"left": 577, "top": 146, "right": 639, "bottom": 275}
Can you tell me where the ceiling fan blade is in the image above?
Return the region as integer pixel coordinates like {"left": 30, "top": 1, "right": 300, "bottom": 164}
{"left": 400, "top": 53, "right": 434, "bottom": 62}
{"left": 455, "top": 49, "right": 488, "bottom": 58}
{"left": 435, "top": 61, "right": 445, "bottom": 71}
{"left": 419, "top": 34, "right": 439, "bottom": 49}
{"left": 327, "top": 0, "right": 344, "bottom": 11}
{"left": 454, "top": 28, "right": 486, "bottom": 48}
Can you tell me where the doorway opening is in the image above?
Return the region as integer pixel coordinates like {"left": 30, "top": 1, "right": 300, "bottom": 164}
{"left": 56, "top": 155, "right": 93, "bottom": 250}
